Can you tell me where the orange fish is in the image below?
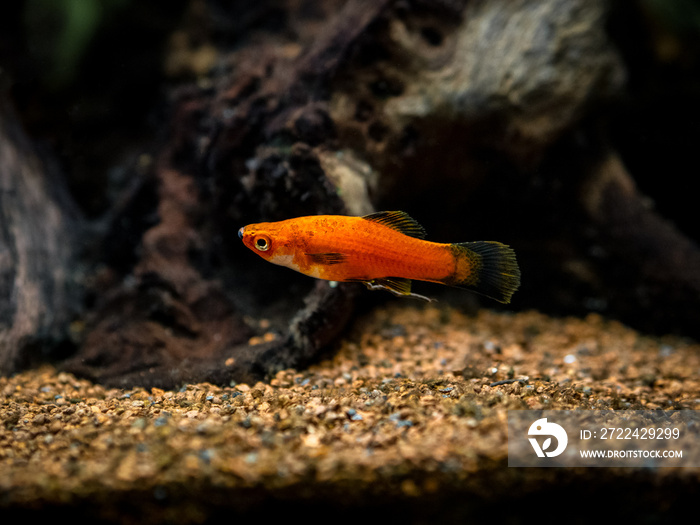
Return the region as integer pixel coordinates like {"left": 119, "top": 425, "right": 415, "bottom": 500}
{"left": 238, "top": 211, "right": 520, "bottom": 303}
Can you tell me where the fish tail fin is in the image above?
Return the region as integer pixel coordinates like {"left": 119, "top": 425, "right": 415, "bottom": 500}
{"left": 445, "top": 241, "right": 521, "bottom": 304}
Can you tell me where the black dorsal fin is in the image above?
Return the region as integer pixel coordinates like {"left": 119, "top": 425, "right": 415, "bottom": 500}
{"left": 361, "top": 211, "right": 426, "bottom": 239}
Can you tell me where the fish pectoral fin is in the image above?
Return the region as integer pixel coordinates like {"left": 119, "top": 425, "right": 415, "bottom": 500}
{"left": 364, "top": 278, "right": 434, "bottom": 302}
{"left": 306, "top": 252, "right": 348, "bottom": 265}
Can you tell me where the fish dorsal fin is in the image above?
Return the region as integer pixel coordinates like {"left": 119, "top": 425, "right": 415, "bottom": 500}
{"left": 361, "top": 211, "right": 426, "bottom": 239}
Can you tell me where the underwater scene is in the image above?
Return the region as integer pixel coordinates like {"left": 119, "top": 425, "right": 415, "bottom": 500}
{"left": 1, "top": 1, "right": 699, "bottom": 523}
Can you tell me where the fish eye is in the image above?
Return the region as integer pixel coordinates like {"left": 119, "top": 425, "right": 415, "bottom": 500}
{"left": 254, "top": 235, "right": 270, "bottom": 251}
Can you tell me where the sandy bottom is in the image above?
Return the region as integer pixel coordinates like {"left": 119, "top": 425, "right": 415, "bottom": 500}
{"left": 2, "top": 304, "right": 699, "bottom": 522}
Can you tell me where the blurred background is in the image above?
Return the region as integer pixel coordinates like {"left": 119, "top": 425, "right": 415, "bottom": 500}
{"left": 1, "top": 0, "right": 699, "bottom": 385}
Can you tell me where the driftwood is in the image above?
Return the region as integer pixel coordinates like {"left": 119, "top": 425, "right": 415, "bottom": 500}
{"left": 0, "top": 100, "right": 82, "bottom": 375}
{"left": 62, "top": 0, "right": 390, "bottom": 387}
{"left": 580, "top": 151, "right": 700, "bottom": 334}
{"left": 1, "top": 0, "right": 699, "bottom": 387}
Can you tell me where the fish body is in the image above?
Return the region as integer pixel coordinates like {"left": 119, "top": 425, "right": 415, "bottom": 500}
{"left": 238, "top": 211, "right": 520, "bottom": 303}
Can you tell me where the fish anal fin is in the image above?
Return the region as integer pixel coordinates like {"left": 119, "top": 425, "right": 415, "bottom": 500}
{"left": 361, "top": 211, "right": 426, "bottom": 239}
{"left": 306, "top": 252, "right": 348, "bottom": 265}
{"left": 364, "top": 277, "right": 434, "bottom": 302}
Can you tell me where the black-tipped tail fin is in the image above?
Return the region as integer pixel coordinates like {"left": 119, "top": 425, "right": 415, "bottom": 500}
{"left": 448, "top": 241, "right": 521, "bottom": 304}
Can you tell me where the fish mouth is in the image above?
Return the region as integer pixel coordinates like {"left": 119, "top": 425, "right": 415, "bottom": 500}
{"left": 238, "top": 227, "right": 244, "bottom": 240}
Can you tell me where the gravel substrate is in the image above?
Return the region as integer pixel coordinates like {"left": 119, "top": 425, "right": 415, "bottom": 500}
{"left": 2, "top": 304, "right": 699, "bottom": 523}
